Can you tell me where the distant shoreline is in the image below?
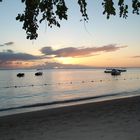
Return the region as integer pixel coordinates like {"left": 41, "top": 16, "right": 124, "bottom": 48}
{"left": 0, "top": 67, "right": 140, "bottom": 71}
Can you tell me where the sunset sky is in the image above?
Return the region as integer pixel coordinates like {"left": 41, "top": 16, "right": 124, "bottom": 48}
{"left": 0, "top": 0, "right": 140, "bottom": 69}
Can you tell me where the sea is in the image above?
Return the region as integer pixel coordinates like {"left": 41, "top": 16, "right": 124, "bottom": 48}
{"left": 0, "top": 68, "right": 140, "bottom": 116}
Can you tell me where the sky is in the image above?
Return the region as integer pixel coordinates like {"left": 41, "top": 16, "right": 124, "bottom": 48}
{"left": 0, "top": 0, "right": 140, "bottom": 69}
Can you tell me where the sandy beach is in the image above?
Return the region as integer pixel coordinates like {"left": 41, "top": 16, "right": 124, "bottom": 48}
{"left": 0, "top": 96, "right": 140, "bottom": 140}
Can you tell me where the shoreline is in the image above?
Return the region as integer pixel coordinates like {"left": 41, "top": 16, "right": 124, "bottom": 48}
{"left": 0, "top": 89, "right": 140, "bottom": 117}
{"left": 1, "top": 95, "right": 140, "bottom": 139}
{"left": 0, "top": 94, "right": 140, "bottom": 120}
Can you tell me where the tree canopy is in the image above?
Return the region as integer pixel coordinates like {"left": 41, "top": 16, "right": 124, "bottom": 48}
{"left": 0, "top": 0, "right": 140, "bottom": 40}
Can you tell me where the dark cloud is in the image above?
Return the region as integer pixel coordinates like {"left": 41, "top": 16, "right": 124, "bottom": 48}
{"left": 6, "top": 49, "right": 14, "bottom": 53}
{"left": 0, "top": 50, "right": 42, "bottom": 63}
{"left": 4, "top": 42, "right": 14, "bottom": 46}
{"left": 0, "top": 42, "right": 14, "bottom": 47}
{"left": 131, "top": 55, "right": 140, "bottom": 58}
{"left": 40, "top": 44, "right": 127, "bottom": 57}
{"left": 40, "top": 47, "right": 54, "bottom": 55}
{"left": 0, "top": 49, "right": 45, "bottom": 69}
{"left": 0, "top": 61, "right": 13, "bottom": 65}
{"left": 0, "top": 49, "right": 54, "bottom": 69}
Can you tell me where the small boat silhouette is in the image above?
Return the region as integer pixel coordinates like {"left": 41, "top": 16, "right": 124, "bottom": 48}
{"left": 111, "top": 69, "right": 121, "bottom": 76}
{"left": 35, "top": 72, "right": 43, "bottom": 76}
{"left": 104, "top": 70, "right": 112, "bottom": 73}
{"left": 104, "top": 68, "right": 127, "bottom": 75}
{"left": 17, "top": 73, "right": 25, "bottom": 77}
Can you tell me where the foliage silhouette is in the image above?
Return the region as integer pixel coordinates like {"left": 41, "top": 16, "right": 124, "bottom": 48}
{"left": 0, "top": 0, "right": 140, "bottom": 40}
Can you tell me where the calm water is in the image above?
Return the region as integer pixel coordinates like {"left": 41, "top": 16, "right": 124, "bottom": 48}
{"left": 0, "top": 68, "right": 140, "bottom": 116}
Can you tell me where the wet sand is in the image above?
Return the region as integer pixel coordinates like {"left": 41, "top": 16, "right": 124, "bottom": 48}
{"left": 0, "top": 96, "right": 140, "bottom": 140}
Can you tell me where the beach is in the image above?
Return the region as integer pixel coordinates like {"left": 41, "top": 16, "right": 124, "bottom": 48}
{"left": 0, "top": 96, "right": 140, "bottom": 140}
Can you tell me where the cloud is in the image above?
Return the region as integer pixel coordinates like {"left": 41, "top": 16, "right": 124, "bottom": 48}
{"left": 0, "top": 49, "right": 46, "bottom": 69}
{"left": 0, "top": 50, "right": 42, "bottom": 63}
{"left": 4, "top": 42, "right": 14, "bottom": 46}
{"left": 131, "top": 55, "right": 140, "bottom": 58}
{"left": 0, "top": 49, "right": 54, "bottom": 69}
{"left": 0, "top": 61, "right": 13, "bottom": 65}
{"left": 40, "top": 44, "right": 127, "bottom": 58}
{"left": 30, "top": 62, "right": 94, "bottom": 69}
{"left": 0, "top": 42, "right": 14, "bottom": 47}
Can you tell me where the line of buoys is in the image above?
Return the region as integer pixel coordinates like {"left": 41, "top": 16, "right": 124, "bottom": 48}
{"left": 2, "top": 77, "right": 140, "bottom": 89}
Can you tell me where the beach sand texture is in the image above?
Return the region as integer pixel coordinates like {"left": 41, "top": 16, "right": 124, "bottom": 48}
{"left": 0, "top": 96, "right": 140, "bottom": 140}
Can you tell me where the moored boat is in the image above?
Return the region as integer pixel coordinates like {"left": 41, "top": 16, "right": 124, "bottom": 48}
{"left": 104, "top": 68, "right": 127, "bottom": 75}
{"left": 104, "top": 70, "right": 112, "bottom": 73}
{"left": 17, "top": 73, "right": 25, "bottom": 77}
{"left": 35, "top": 72, "right": 43, "bottom": 76}
{"left": 111, "top": 69, "right": 121, "bottom": 76}
{"left": 117, "top": 69, "right": 127, "bottom": 72}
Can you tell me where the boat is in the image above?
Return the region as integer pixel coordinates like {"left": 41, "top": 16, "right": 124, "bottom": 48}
{"left": 17, "top": 73, "right": 25, "bottom": 77}
{"left": 35, "top": 72, "right": 43, "bottom": 76}
{"left": 117, "top": 69, "right": 127, "bottom": 72}
{"left": 104, "top": 68, "right": 127, "bottom": 74}
{"left": 111, "top": 69, "right": 121, "bottom": 76}
{"left": 104, "top": 70, "right": 112, "bottom": 73}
